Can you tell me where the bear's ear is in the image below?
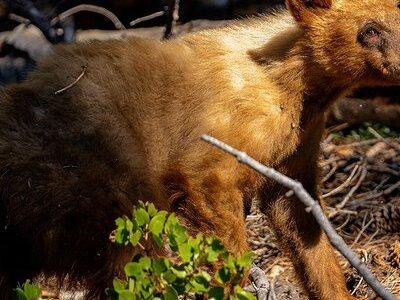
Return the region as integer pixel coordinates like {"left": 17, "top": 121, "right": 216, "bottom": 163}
{"left": 286, "top": 0, "right": 332, "bottom": 23}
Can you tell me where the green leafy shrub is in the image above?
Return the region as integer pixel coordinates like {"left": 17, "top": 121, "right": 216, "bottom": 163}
{"left": 14, "top": 280, "right": 41, "bottom": 300}
{"left": 108, "top": 201, "right": 255, "bottom": 300}
{"left": 14, "top": 202, "right": 255, "bottom": 300}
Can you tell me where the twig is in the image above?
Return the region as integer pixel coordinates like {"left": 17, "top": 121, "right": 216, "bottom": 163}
{"left": 353, "top": 179, "right": 400, "bottom": 204}
{"left": 51, "top": 4, "right": 126, "bottom": 30}
{"left": 382, "top": 179, "right": 400, "bottom": 195}
{"left": 352, "top": 217, "right": 373, "bottom": 246}
{"left": 335, "top": 139, "right": 379, "bottom": 149}
{"left": 130, "top": 10, "right": 166, "bottom": 27}
{"left": 8, "top": 13, "right": 30, "bottom": 25}
{"left": 322, "top": 164, "right": 360, "bottom": 198}
{"left": 201, "top": 134, "right": 396, "bottom": 300}
{"left": 336, "top": 166, "right": 368, "bottom": 209}
{"left": 322, "top": 162, "right": 338, "bottom": 183}
{"left": 365, "top": 229, "right": 380, "bottom": 246}
{"left": 367, "top": 127, "right": 400, "bottom": 151}
{"left": 319, "top": 155, "right": 341, "bottom": 167}
{"left": 335, "top": 214, "right": 351, "bottom": 231}
{"left": 351, "top": 250, "right": 369, "bottom": 295}
{"left": 325, "top": 122, "right": 350, "bottom": 135}
{"left": 164, "top": 0, "right": 180, "bottom": 39}
{"left": 54, "top": 65, "right": 87, "bottom": 95}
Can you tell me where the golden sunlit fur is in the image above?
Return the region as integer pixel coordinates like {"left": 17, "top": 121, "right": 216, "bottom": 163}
{"left": 1, "top": 0, "right": 400, "bottom": 299}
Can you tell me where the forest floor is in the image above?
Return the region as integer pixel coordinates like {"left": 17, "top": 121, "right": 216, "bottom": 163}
{"left": 247, "top": 123, "right": 400, "bottom": 300}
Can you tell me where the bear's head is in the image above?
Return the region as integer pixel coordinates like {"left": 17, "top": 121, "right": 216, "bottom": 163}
{"left": 287, "top": 0, "right": 400, "bottom": 87}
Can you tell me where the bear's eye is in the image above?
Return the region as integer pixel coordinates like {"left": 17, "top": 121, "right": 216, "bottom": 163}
{"left": 358, "top": 23, "right": 383, "bottom": 48}
{"left": 365, "top": 28, "right": 379, "bottom": 37}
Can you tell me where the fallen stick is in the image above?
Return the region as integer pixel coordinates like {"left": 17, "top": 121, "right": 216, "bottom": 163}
{"left": 201, "top": 134, "right": 396, "bottom": 300}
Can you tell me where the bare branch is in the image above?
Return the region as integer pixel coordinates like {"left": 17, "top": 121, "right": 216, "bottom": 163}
{"left": 164, "top": 0, "right": 180, "bottom": 39}
{"left": 130, "top": 10, "right": 166, "bottom": 27}
{"left": 51, "top": 4, "right": 126, "bottom": 30}
{"left": 201, "top": 134, "right": 396, "bottom": 300}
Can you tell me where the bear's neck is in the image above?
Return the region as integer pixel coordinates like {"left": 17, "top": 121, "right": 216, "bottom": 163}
{"left": 253, "top": 31, "right": 354, "bottom": 124}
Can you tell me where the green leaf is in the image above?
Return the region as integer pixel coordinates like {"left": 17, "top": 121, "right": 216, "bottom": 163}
{"left": 126, "top": 219, "right": 134, "bottom": 233}
{"left": 225, "top": 255, "right": 236, "bottom": 270}
{"left": 149, "top": 211, "right": 168, "bottom": 236}
{"left": 148, "top": 203, "right": 158, "bottom": 217}
{"left": 115, "top": 217, "right": 125, "bottom": 228}
{"left": 171, "top": 266, "right": 187, "bottom": 279}
{"left": 164, "top": 214, "right": 179, "bottom": 234}
{"left": 211, "top": 239, "right": 225, "bottom": 251}
{"left": 115, "top": 228, "right": 129, "bottom": 245}
{"left": 234, "top": 286, "right": 257, "bottom": 300}
{"left": 124, "top": 262, "right": 142, "bottom": 278}
{"left": 174, "top": 225, "right": 188, "bottom": 245}
{"left": 129, "top": 230, "right": 142, "bottom": 246}
{"left": 22, "top": 282, "right": 41, "bottom": 300}
{"left": 116, "top": 290, "right": 135, "bottom": 300}
{"left": 163, "top": 270, "right": 177, "bottom": 283}
{"left": 112, "top": 278, "right": 127, "bottom": 292}
{"left": 237, "top": 252, "right": 253, "bottom": 269}
{"left": 137, "top": 200, "right": 146, "bottom": 209}
{"left": 139, "top": 257, "right": 152, "bottom": 270}
{"left": 153, "top": 258, "right": 169, "bottom": 276}
{"left": 164, "top": 286, "right": 178, "bottom": 300}
{"left": 200, "top": 270, "right": 212, "bottom": 282}
{"left": 168, "top": 233, "right": 179, "bottom": 252}
{"left": 128, "top": 278, "right": 135, "bottom": 292}
{"left": 134, "top": 208, "right": 150, "bottom": 226}
{"left": 178, "top": 243, "right": 192, "bottom": 262}
{"left": 216, "top": 266, "right": 230, "bottom": 284}
{"left": 14, "top": 288, "right": 28, "bottom": 300}
{"left": 190, "top": 274, "right": 210, "bottom": 293}
{"left": 206, "top": 248, "right": 219, "bottom": 263}
{"left": 208, "top": 287, "right": 224, "bottom": 300}
{"left": 152, "top": 232, "right": 163, "bottom": 247}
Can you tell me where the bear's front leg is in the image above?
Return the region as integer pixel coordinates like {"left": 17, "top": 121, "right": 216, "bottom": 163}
{"left": 260, "top": 179, "right": 354, "bottom": 300}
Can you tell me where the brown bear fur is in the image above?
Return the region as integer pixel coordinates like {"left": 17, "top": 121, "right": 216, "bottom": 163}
{"left": 2, "top": 0, "right": 400, "bottom": 299}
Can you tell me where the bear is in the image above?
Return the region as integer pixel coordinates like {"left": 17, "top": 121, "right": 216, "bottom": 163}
{"left": 1, "top": 0, "right": 400, "bottom": 298}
